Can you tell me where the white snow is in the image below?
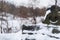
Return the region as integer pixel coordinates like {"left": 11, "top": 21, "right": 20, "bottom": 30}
{"left": 44, "top": 10, "right": 51, "bottom": 20}
{"left": 0, "top": 0, "right": 60, "bottom": 40}
{"left": 4, "top": 0, "right": 60, "bottom": 8}
{"left": 50, "top": 20, "right": 58, "bottom": 23}
{"left": 0, "top": 30, "right": 22, "bottom": 40}
{"left": 0, "top": 12, "right": 60, "bottom": 40}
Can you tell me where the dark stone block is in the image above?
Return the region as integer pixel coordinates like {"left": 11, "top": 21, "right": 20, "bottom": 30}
{"left": 52, "top": 29, "right": 60, "bottom": 34}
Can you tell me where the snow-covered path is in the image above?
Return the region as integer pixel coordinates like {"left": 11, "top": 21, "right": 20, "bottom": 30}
{"left": 0, "top": 30, "right": 22, "bottom": 40}
{"left": 0, "top": 23, "right": 60, "bottom": 40}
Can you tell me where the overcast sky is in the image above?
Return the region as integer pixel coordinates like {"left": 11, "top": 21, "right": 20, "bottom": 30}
{"left": 4, "top": 0, "right": 60, "bottom": 8}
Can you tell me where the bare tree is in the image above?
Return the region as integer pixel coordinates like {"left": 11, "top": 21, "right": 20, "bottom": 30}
{"left": 0, "top": 0, "right": 9, "bottom": 33}
{"left": 0, "top": 0, "right": 3, "bottom": 33}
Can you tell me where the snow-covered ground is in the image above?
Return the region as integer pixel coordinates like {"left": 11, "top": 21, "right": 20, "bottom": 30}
{"left": 0, "top": 22, "right": 60, "bottom": 40}
{"left": 22, "top": 23, "right": 60, "bottom": 40}
{"left": 0, "top": 30, "right": 22, "bottom": 40}
{"left": 0, "top": 11, "right": 60, "bottom": 40}
{"left": 0, "top": 8, "right": 60, "bottom": 40}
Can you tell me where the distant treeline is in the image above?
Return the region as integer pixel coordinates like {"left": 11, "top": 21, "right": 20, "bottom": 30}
{"left": 0, "top": 1, "right": 46, "bottom": 18}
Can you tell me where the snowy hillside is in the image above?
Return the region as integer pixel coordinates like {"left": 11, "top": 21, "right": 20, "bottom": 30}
{"left": 0, "top": 0, "right": 60, "bottom": 40}
{"left": 0, "top": 11, "right": 60, "bottom": 40}
{"left": 0, "top": 12, "right": 44, "bottom": 33}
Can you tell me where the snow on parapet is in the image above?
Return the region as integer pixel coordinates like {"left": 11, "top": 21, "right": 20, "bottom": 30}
{"left": 44, "top": 10, "right": 51, "bottom": 20}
